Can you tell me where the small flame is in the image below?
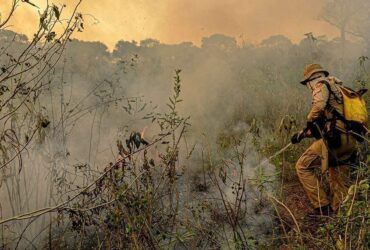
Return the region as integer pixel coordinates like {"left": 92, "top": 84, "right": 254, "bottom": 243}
{"left": 140, "top": 126, "right": 148, "bottom": 139}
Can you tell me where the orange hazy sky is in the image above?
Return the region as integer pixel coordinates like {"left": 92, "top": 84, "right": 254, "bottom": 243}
{"left": 1, "top": 0, "right": 338, "bottom": 50}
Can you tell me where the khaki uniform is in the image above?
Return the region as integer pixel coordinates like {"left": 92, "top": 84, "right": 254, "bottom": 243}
{"left": 296, "top": 76, "right": 357, "bottom": 211}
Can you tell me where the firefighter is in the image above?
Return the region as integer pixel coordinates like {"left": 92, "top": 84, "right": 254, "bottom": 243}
{"left": 291, "top": 64, "right": 358, "bottom": 215}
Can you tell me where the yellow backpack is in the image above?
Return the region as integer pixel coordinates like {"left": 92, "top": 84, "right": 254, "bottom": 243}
{"left": 338, "top": 86, "right": 368, "bottom": 125}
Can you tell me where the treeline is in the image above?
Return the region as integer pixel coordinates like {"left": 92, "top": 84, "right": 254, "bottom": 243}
{"left": 2, "top": 29, "right": 369, "bottom": 164}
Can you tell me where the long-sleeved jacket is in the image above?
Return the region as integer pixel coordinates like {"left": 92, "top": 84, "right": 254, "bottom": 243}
{"left": 306, "top": 76, "right": 345, "bottom": 131}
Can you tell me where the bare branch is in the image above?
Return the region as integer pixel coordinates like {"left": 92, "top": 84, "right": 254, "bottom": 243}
{"left": 0, "top": 0, "right": 19, "bottom": 29}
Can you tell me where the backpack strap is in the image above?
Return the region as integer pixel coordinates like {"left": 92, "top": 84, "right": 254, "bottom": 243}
{"left": 320, "top": 80, "right": 349, "bottom": 132}
{"left": 319, "top": 80, "right": 345, "bottom": 119}
{"left": 321, "top": 80, "right": 343, "bottom": 105}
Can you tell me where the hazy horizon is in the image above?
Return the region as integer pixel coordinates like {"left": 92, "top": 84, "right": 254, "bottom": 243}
{"left": 1, "top": 0, "right": 340, "bottom": 50}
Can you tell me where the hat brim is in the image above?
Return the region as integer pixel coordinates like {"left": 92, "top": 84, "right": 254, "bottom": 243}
{"left": 300, "top": 69, "right": 329, "bottom": 85}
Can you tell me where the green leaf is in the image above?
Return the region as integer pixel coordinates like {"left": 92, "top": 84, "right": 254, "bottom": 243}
{"left": 166, "top": 103, "right": 174, "bottom": 110}
{"left": 52, "top": 5, "right": 60, "bottom": 20}
{"left": 138, "top": 103, "right": 147, "bottom": 112}
{"left": 169, "top": 97, "right": 174, "bottom": 105}
{"left": 24, "top": 0, "right": 39, "bottom": 8}
{"left": 40, "top": 19, "right": 48, "bottom": 30}
{"left": 133, "top": 133, "right": 141, "bottom": 148}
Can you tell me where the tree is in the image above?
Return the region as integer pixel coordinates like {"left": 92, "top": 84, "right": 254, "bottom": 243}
{"left": 140, "top": 38, "right": 160, "bottom": 48}
{"left": 113, "top": 40, "right": 139, "bottom": 57}
{"left": 320, "top": 0, "right": 370, "bottom": 73}
{"left": 261, "top": 35, "right": 293, "bottom": 49}
{"left": 320, "top": 0, "right": 370, "bottom": 46}
{"left": 201, "top": 34, "right": 237, "bottom": 53}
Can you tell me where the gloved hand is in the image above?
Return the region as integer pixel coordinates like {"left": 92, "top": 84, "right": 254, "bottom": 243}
{"left": 291, "top": 131, "right": 305, "bottom": 144}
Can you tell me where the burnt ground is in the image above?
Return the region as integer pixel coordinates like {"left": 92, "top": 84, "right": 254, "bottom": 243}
{"left": 277, "top": 170, "right": 334, "bottom": 249}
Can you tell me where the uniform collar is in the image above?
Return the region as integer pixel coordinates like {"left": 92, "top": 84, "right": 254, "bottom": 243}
{"left": 307, "top": 75, "right": 326, "bottom": 91}
{"left": 310, "top": 75, "right": 326, "bottom": 85}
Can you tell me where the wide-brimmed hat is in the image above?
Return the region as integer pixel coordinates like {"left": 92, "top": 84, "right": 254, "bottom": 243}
{"left": 300, "top": 64, "right": 329, "bottom": 85}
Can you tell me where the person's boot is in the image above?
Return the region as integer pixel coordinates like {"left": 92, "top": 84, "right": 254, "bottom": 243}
{"left": 313, "top": 204, "right": 333, "bottom": 217}
{"left": 306, "top": 204, "right": 333, "bottom": 219}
